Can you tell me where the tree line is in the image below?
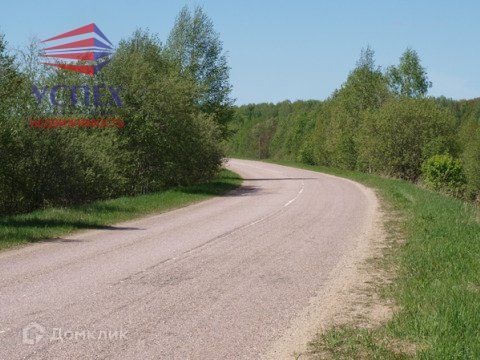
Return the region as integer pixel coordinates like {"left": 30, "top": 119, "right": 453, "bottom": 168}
{"left": 228, "top": 48, "right": 480, "bottom": 202}
{"left": 0, "top": 6, "right": 233, "bottom": 215}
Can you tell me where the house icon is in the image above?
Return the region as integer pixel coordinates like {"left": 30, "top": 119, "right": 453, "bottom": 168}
{"left": 22, "top": 322, "right": 45, "bottom": 345}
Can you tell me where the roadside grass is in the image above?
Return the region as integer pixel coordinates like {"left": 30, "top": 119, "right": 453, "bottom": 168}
{"left": 0, "top": 169, "right": 242, "bottom": 251}
{"left": 267, "top": 160, "right": 480, "bottom": 359}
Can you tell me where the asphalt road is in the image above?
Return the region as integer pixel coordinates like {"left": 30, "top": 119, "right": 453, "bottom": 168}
{"left": 0, "top": 159, "right": 378, "bottom": 359}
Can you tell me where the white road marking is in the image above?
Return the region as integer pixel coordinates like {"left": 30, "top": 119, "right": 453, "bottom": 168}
{"left": 214, "top": 179, "right": 306, "bottom": 241}
{"left": 283, "top": 181, "right": 304, "bottom": 207}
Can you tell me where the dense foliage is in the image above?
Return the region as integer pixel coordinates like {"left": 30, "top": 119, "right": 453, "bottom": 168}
{"left": 421, "top": 154, "right": 467, "bottom": 197}
{"left": 0, "top": 7, "right": 232, "bottom": 215}
{"left": 358, "top": 98, "right": 456, "bottom": 180}
{"left": 228, "top": 48, "right": 480, "bottom": 201}
{"left": 166, "top": 6, "right": 233, "bottom": 135}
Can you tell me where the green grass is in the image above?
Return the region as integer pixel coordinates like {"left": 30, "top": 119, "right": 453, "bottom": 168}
{"left": 267, "top": 160, "right": 480, "bottom": 359}
{"left": 0, "top": 169, "right": 242, "bottom": 251}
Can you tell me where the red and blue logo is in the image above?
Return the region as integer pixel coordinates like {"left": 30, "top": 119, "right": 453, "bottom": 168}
{"left": 41, "top": 23, "right": 113, "bottom": 76}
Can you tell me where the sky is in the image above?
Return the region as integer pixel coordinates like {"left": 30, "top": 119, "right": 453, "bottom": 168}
{"left": 1, "top": 0, "right": 478, "bottom": 104}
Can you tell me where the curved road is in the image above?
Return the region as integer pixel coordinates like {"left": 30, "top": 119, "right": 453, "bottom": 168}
{"left": 0, "top": 159, "right": 378, "bottom": 359}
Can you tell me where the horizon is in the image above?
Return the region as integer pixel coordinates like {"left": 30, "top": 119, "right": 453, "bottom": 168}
{"left": 1, "top": 0, "right": 478, "bottom": 104}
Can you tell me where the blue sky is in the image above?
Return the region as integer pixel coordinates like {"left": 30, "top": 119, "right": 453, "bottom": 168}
{"left": 1, "top": 0, "right": 478, "bottom": 104}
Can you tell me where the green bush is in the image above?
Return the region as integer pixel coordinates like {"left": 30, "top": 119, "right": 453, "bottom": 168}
{"left": 460, "top": 121, "right": 480, "bottom": 201}
{"left": 421, "top": 154, "right": 466, "bottom": 197}
{"left": 298, "top": 135, "right": 316, "bottom": 165}
{"left": 357, "top": 98, "right": 457, "bottom": 181}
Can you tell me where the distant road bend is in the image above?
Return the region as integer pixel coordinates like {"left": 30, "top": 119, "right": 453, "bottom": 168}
{"left": 0, "top": 159, "right": 379, "bottom": 359}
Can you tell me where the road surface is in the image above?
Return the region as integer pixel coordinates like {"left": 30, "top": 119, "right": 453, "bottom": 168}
{"left": 0, "top": 159, "right": 378, "bottom": 359}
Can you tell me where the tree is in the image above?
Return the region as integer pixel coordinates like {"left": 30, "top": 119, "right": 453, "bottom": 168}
{"left": 387, "top": 48, "right": 432, "bottom": 98}
{"left": 105, "top": 30, "right": 223, "bottom": 191}
{"left": 460, "top": 118, "right": 480, "bottom": 201}
{"left": 166, "top": 6, "right": 233, "bottom": 134}
{"left": 358, "top": 98, "right": 456, "bottom": 180}
{"left": 0, "top": 34, "right": 22, "bottom": 106}
{"left": 0, "top": 33, "right": 30, "bottom": 213}
{"left": 323, "top": 47, "right": 390, "bottom": 169}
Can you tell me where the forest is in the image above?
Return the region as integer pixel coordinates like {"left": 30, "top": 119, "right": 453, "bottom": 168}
{"left": 228, "top": 48, "right": 480, "bottom": 202}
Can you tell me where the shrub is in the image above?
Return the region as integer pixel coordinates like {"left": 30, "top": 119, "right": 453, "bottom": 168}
{"left": 251, "top": 118, "right": 276, "bottom": 158}
{"left": 298, "top": 136, "right": 316, "bottom": 165}
{"left": 358, "top": 98, "right": 457, "bottom": 181}
{"left": 461, "top": 122, "right": 480, "bottom": 201}
{"left": 421, "top": 154, "right": 466, "bottom": 197}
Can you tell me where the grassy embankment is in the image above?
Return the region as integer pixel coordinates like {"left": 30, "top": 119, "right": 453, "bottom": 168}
{"left": 0, "top": 169, "right": 241, "bottom": 251}
{"left": 268, "top": 160, "right": 479, "bottom": 359}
